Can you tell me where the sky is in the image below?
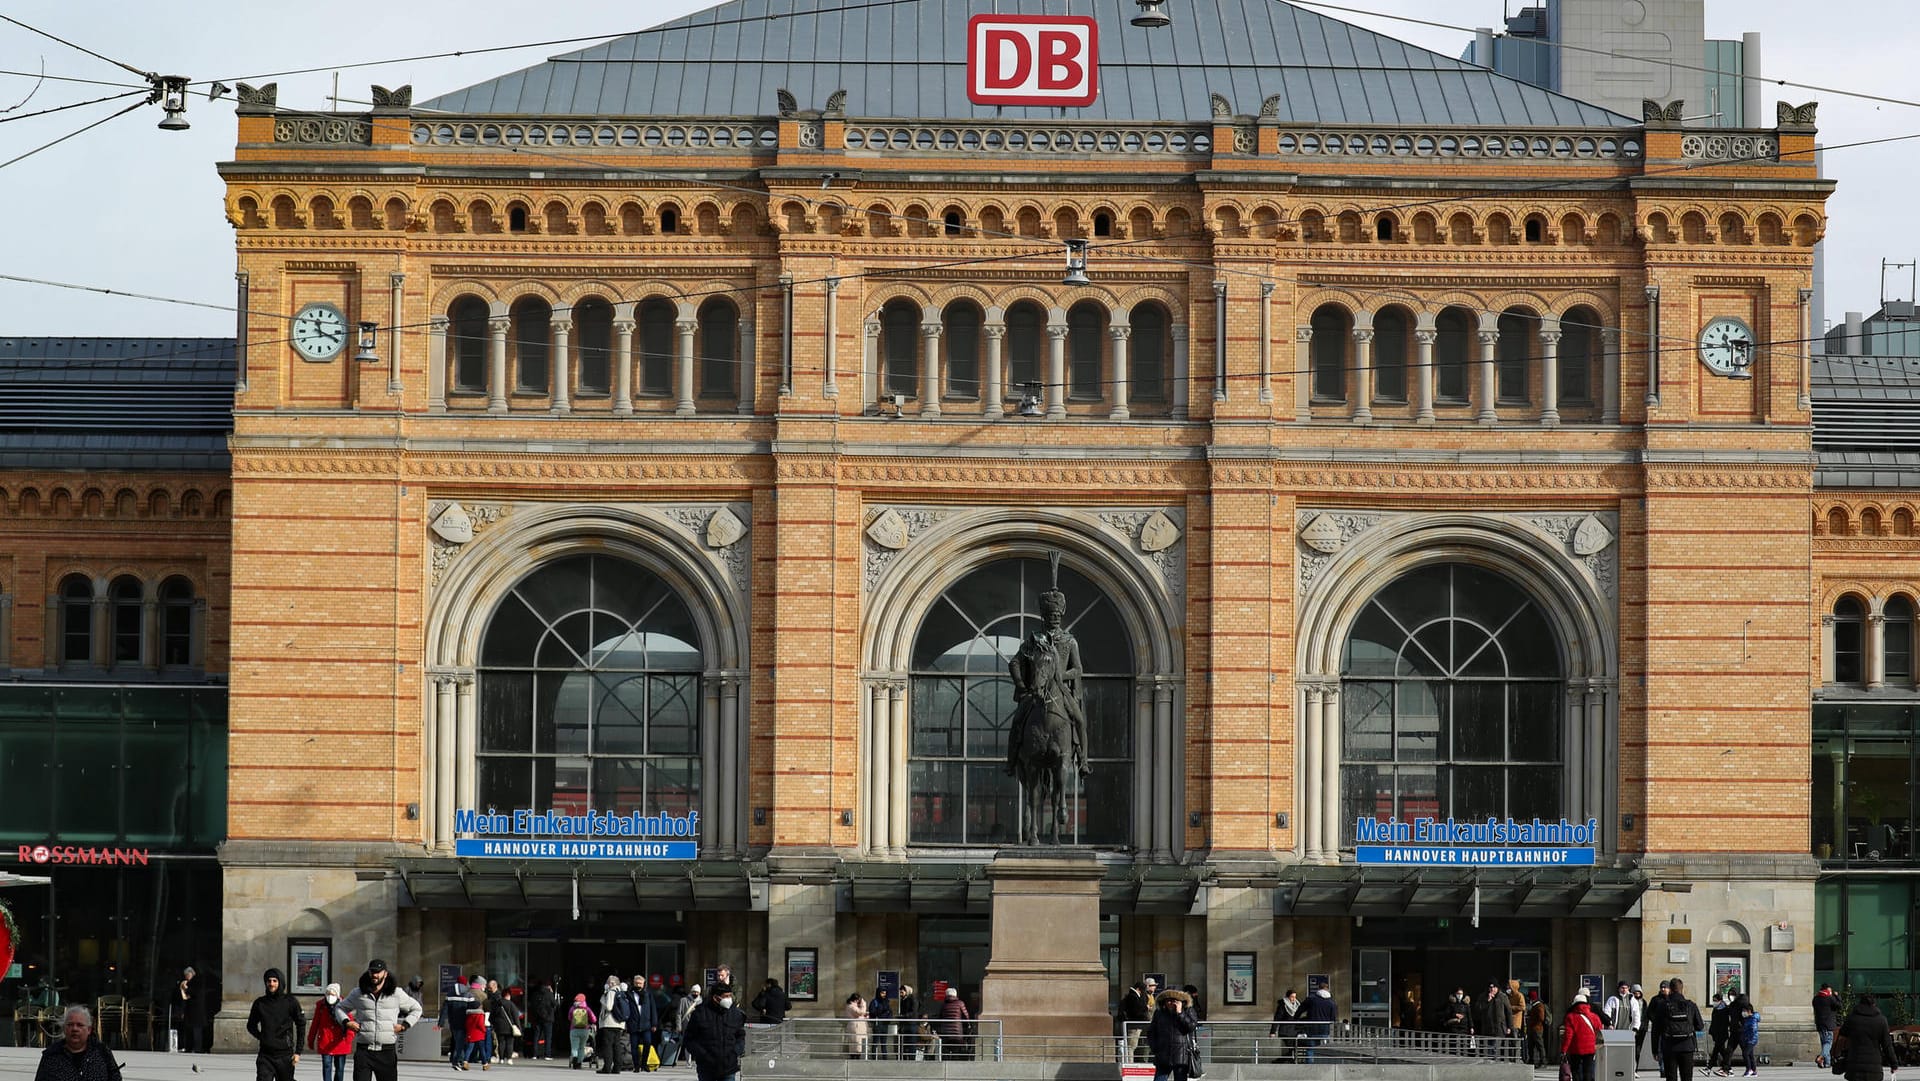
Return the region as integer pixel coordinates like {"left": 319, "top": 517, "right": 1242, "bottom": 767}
{"left": 3, "top": 0, "right": 1918, "bottom": 337}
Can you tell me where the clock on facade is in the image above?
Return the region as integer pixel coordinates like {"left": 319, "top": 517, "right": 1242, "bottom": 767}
{"left": 1696, "top": 315, "right": 1755, "bottom": 378}
{"left": 290, "top": 303, "right": 348, "bottom": 360}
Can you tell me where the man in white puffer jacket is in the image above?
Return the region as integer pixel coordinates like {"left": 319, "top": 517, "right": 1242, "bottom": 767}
{"left": 342, "top": 958, "right": 423, "bottom": 1081}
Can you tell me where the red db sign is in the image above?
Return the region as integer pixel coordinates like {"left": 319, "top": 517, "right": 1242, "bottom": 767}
{"left": 967, "top": 15, "right": 1099, "bottom": 108}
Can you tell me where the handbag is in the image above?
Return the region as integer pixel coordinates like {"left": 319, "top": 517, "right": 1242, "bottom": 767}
{"left": 1559, "top": 1059, "right": 1573, "bottom": 1081}
{"left": 1185, "top": 1034, "right": 1205, "bottom": 1078}
{"left": 1830, "top": 1031, "right": 1849, "bottom": 1076}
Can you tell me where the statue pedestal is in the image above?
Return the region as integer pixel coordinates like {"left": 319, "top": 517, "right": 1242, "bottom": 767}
{"left": 979, "top": 849, "right": 1112, "bottom": 1040}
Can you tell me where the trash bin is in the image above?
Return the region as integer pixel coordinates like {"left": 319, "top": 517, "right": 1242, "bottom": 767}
{"left": 1597, "top": 1029, "right": 1635, "bottom": 1081}
{"left": 399, "top": 1019, "right": 444, "bottom": 1061}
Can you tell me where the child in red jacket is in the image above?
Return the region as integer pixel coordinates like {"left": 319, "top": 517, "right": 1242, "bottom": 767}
{"left": 307, "top": 983, "right": 355, "bottom": 1081}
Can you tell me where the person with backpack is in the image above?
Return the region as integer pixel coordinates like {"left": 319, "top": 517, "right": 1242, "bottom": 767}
{"left": 599, "top": 977, "right": 630, "bottom": 1075}
{"left": 1524, "top": 991, "right": 1550, "bottom": 1067}
{"left": 1560, "top": 992, "right": 1602, "bottom": 1081}
{"left": 565, "top": 994, "right": 597, "bottom": 1070}
{"left": 1658, "top": 978, "right": 1705, "bottom": 1081}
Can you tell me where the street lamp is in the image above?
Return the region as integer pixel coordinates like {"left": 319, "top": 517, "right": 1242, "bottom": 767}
{"left": 1063, "top": 239, "right": 1090, "bottom": 286}
{"left": 154, "top": 76, "right": 192, "bottom": 131}
{"left": 354, "top": 322, "right": 380, "bottom": 364}
{"left": 1132, "top": 0, "right": 1172, "bottom": 28}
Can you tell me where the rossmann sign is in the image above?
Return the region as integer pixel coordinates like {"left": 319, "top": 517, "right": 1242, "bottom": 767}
{"left": 15, "top": 844, "right": 151, "bottom": 866}
{"left": 967, "top": 15, "right": 1099, "bottom": 107}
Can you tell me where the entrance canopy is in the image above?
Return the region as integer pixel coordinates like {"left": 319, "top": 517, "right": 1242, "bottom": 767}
{"left": 0, "top": 871, "right": 52, "bottom": 888}
{"left": 1275, "top": 865, "right": 1648, "bottom": 920}
{"left": 394, "top": 858, "right": 761, "bottom": 911}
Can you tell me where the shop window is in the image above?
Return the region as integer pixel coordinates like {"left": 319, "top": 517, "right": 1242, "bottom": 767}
{"left": 1340, "top": 563, "right": 1564, "bottom": 846}
{"left": 448, "top": 296, "right": 490, "bottom": 393}
{"left": 637, "top": 298, "right": 676, "bottom": 396}
{"left": 476, "top": 555, "right": 703, "bottom": 823}
{"left": 880, "top": 300, "right": 921, "bottom": 399}
{"left": 943, "top": 302, "right": 982, "bottom": 399}
{"left": 1496, "top": 310, "right": 1535, "bottom": 403}
{"left": 510, "top": 297, "right": 552, "bottom": 394}
{"left": 161, "top": 577, "right": 195, "bottom": 667}
{"left": 1886, "top": 596, "right": 1914, "bottom": 685}
{"left": 1310, "top": 304, "right": 1350, "bottom": 403}
{"left": 575, "top": 298, "right": 615, "bottom": 395}
{"left": 1067, "top": 302, "right": 1105, "bottom": 401}
{"left": 1833, "top": 596, "right": 1866, "bottom": 685}
{"left": 697, "top": 299, "right": 738, "bottom": 398}
{"left": 1129, "top": 304, "right": 1170, "bottom": 403}
{"left": 60, "top": 575, "right": 93, "bottom": 665}
{"left": 1372, "top": 308, "right": 1410, "bottom": 402}
{"left": 1435, "top": 307, "right": 1473, "bottom": 402}
{"left": 908, "top": 557, "right": 1134, "bottom": 847}
{"left": 1005, "top": 302, "right": 1044, "bottom": 393}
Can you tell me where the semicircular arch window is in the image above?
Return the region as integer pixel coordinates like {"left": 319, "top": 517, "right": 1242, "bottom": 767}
{"left": 1339, "top": 563, "right": 1564, "bottom": 847}
{"left": 476, "top": 554, "right": 702, "bottom": 827}
{"left": 908, "top": 557, "right": 1134, "bottom": 847}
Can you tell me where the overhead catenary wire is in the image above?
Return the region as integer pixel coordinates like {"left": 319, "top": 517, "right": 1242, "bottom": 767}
{"left": 0, "top": 89, "right": 148, "bottom": 125}
{"left": 0, "top": 98, "right": 144, "bottom": 172}
{"left": 0, "top": 15, "right": 153, "bottom": 80}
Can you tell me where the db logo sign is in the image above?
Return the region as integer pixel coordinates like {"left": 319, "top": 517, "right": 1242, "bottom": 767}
{"left": 967, "top": 15, "right": 1099, "bottom": 108}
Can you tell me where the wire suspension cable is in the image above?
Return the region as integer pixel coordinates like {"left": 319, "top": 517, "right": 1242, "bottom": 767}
{"left": 0, "top": 98, "right": 143, "bottom": 171}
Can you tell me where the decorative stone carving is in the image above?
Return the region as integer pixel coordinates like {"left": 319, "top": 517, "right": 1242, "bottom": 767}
{"left": 1777, "top": 100, "right": 1818, "bottom": 128}
{"left": 1210, "top": 93, "right": 1232, "bottom": 119}
{"left": 1681, "top": 132, "right": 1775, "bottom": 162}
{"left": 370, "top": 84, "right": 412, "bottom": 108}
{"left": 1140, "top": 512, "right": 1180, "bottom": 554}
{"left": 1572, "top": 515, "right": 1615, "bottom": 557}
{"left": 430, "top": 502, "right": 474, "bottom": 544}
{"left": 1643, "top": 99, "right": 1685, "bottom": 123}
{"left": 776, "top": 88, "right": 798, "bottom": 117}
{"left": 705, "top": 507, "right": 746, "bottom": 549}
{"left": 865, "top": 508, "right": 909, "bottom": 551}
{"left": 1233, "top": 127, "right": 1256, "bottom": 154}
{"left": 1298, "top": 513, "right": 1345, "bottom": 555}
{"left": 235, "top": 82, "right": 278, "bottom": 109}
{"left": 274, "top": 116, "right": 371, "bottom": 145}
{"left": 797, "top": 122, "right": 822, "bottom": 148}
{"left": 823, "top": 89, "right": 847, "bottom": 116}
{"left": 1259, "top": 94, "right": 1281, "bottom": 118}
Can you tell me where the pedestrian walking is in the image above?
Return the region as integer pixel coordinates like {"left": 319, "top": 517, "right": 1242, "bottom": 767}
{"left": 628, "top": 974, "right": 661, "bottom": 1071}
{"left": 843, "top": 993, "right": 870, "bottom": 1059}
{"left": 1707, "top": 992, "right": 1734, "bottom": 1075}
{"left": 681, "top": 983, "right": 745, "bottom": 1081}
{"left": 174, "top": 966, "right": 207, "bottom": 1054}
{"left": 1560, "top": 993, "right": 1602, "bottom": 1081}
{"left": 676, "top": 986, "right": 701, "bottom": 1038}
{"left": 1146, "top": 989, "right": 1197, "bottom": 1081}
{"left": 1302, "top": 986, "right": 1337, "bottom": 1064}
{"left": 1505, "top": 980, "right": 1526, "bottom": 1040}
{"left": 463, "top": 981, "right": 491, "bottom": 1071}
{"left": 1525, "top": 991, "right": 1550, "bottom": 1066}
{"left": 598, "top": 976, "right": 629, "bottom": 1075}
{"left": 530, "top": 980, "right": 560, "bottom": 1061}
{"left": 1834, "top": 992, "right": 1899, "bottom": 1081}
{"left": 936, "top": 987, "right": 972, "bottom": 1061}
{"left": 567, "top": 994, "right": 597, "bottom": 1070}
{"left": 308, "top": 983, "right": 355, "bottom": 1081}
{"left": 1813, "top": 983, "right": 1842, "bottom": 1069}
{"left": 1121, "top": 981, "right": 1153, "bottom": 1062}
{"left": 1270, "top": 989, "right": 1305, "bottom": 1062}
{"left": 1658, "top": 978, "right": 1704, "bottom": 1081}
{"left": 751, "top": 979, "right": 789, "bottom": 1024}
{"left": 1732, "top": 995, "right": 1760, "bottom": 1078}
{"left": 341, "top": 958, "right": 423, "bottom": 1081}
{"left": 246, "top": 967, "right": 307, "bottom": 1081}
{"left": 1604, "top": 982, "right": 1640, "bottom": 1035}
{"left": 1646, "top": 981, "right": 1673, "bottom": 1070}
{"left": 34, "top": 1005, "right": 122, "bottom": 1081}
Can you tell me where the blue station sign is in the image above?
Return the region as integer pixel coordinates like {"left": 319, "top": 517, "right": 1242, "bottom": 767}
{"left": 1353, "top": 817, "right": 1598, "bottom": 867}
{"left": 453, "top": 808, "right": 699, "bottom": 861}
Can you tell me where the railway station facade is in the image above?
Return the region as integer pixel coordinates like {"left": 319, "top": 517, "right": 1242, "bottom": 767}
{"left": 7, "top": 0, "right": 1898, "bottom": 1056}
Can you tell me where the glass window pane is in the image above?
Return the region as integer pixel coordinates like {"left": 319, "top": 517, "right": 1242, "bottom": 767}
{"left": 1507, "top": 765, "right": 1561, "bottom": 823}
{"left": 1886, "top": 621, "right": 1912, "bottom": 682}
{"left": 480, "top": 593, "right": 544, "bottom": 666}
{"left": 543, "top": 756, "right": 591, "bottom": 816}
{"left": 56, "top": 710, "right": 120, "bottom": 841}
{"left": 592, "top": 674, "right": 647, "bottom": 755}
{"left": 910, "top": 760, "right": 963, "bottom": 844}
{"left": 518, "top": 557, "right": 592, "bottom": 622}
{"left": 912, "top": 677, "right": 964, "bottom": 757}
{"left": 1396, "top": 764, "right": 1443, "bottom": 823}
{"left": 478, "top": 757, "right": 530, "bottom": 813}
{"left": 593, "top": 756, "right": 647, "bottom": 817}
{"left": 649, "top": 757, "right": 700, "bottom": 817}
{"left": 913, "top": 598, "right": 979, "bottom": 672}
{"left": 1342, "top": 682, "right": 1393, "bottom": 762}
{"left": 537, "top": 612, "right": 594, "bottom": 668}
{"left": 479, "top": 672, "right": 534, "bottom": 753}
{"left": 1450, "top": 682, "right": 1503, "bottom": 760}
{"left": 0, "top": 697, "right": 54, "bottom": 839}
{"left": 1844, "top": 881, "right": 1910, "bottom": 970}
{"left": 542, "top": 672, "right": 590, "bottom": 755}
{"left": 1395, "top": 681, "right": 1445, "bottom": 761}
{"left": 1344, "top": 605, "right": 1401, "bottom": 676}
{"left": 1080, "top": 761, "right": 1130, "bottom": 846}
{"left": 1342, "top": 764, "right": 1392, "bottom": 846}
{"left": 123, "top": 720, "right": 191, "bottom": 844}
{"left": 966, "top": 677, "right": 1014, "bottom": 759}
{"left": 965, "top": 763, "right": 1018, "bottom": 846}
{"left": 648, "top": 674, "right": 698, "bottom": 755}
{"left": 1451, "top": 765, "right": 1503, "bottom": 821}
{"left": 1508, "top": 684, "right": 1559, "bottom": 761}
{"left": 1070, "top": 596, "right": 1132, "bottom": 673}
{"left": 1835, "top": 620, "right": 1863, "bottom": 684}
{"left": 1083, "top": 677, "right": 1133, "bottom": 758}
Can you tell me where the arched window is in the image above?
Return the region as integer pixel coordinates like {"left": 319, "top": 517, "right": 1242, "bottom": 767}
{"left": 908, "top": 557, "right": 1134, "bottom": 847}
{"left": 110, "top": 575, "right": 143, "bottom": 666}
{"left": 1435, "top": 307, "right": 1473, "bottom": 402}
{"left": 1130, "top": 304, "right": 1170, "bottom": 403}
{"left": 1005, "top": 302, "right": 1045, "bottom": 392}
{"left": 1496, "top": 310, "right": 1535, "bottom": 403}
{"left": 1341, "top": 564, "right": 1564, "bottom": 845}
{"left": 1833, "top": 596, "right": 1866, "bottom": 685}
{"left": 1886, "top": 596, "right": 1914, "bottom": 685}
{"left": 508, "top": 205, "right": 528, "bottom": 233}
{"left": 161, "top": 577, "right": 195, "bottom": 667}
{"left": 1311, "top": 304, "right": 1350, "bottom": 402}
{"left": 449, "top": 297, "right": 490, "bottom": 393}
{"left": 1067, "top": 302, "right": 1105, "bottom": 401}
{"left": 575, "top": 298, "right": 615, "bottom": 396}
{"left": 697, "top": 299, "right": 738, "bottom": 398}
{"left": 1559, "top": 308, "right": 1600, "bottom": 405}
{"left": 638, "top": 299, "right": 675, "bottom": 396}
{"left": 511, "top": 297, "right": 552, "bottom": 394}
{"left": 476, "top": 555, "right": 702, "bottom": 821}
{"left": 943, "top": 302, "right": 982, "bottom": 399}
{"left": 880, "top": 301, "right": 920, "bottom": 398}
{"left": 60, "top": 575, "right": 93, "bottom": 665}
{"left": 1372, "top": 308, "right": 1410, "bottom": 403}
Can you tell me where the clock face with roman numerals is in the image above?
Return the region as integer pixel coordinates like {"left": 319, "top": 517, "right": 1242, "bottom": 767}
{"left": 1697, "top": 316, "right": 1754, "bottom": 378}
{"left": 290, "top": 303, "right": 347, "bottom": 360}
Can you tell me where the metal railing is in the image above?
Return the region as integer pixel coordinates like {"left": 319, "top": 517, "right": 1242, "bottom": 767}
{"left": 748, "top": 1018, "right": 1522, "bottom": 1066}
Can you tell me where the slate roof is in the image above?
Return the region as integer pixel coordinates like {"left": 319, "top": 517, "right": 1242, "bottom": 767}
{"left": 0, "top": 338, "right": 235, "bottom": 470}
{"left": 421, "top": 0, "right": 1635, "bottom": 126}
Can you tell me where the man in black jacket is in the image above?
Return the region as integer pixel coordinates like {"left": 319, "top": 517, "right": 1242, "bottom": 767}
{"left": 1145, "top": 990, "right": 1196, "bottom": 1081}
{"left": 751, "top": 978, "right": 790, "bottom": 1024}
{"left": 1813, "top": 983, "right": 1841, "bottom": 1068}
{"left": 36, "top": 1005, "right": 123, "bottom": 1081}
{"left": 1656, "top": 978, "right": 1704, "bottom": 1081}
{"left": 681, "top": 982, "right": 746, "bottom": 1081}
{"left": 1473, "top": 983, "right": 1509, "bottom": 1040}
{"left": 247, "top": 968, "right": 307, "bottom": 1081}
{"left": 1302, "top": 987, "right": 1338, "bottom": 1065}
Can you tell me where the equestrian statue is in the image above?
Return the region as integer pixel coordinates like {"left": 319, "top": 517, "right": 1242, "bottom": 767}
{"left": 1004, "top": 552, "right": 1090, "bottom": 846}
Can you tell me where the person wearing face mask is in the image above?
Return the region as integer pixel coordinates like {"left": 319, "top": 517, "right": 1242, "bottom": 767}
{"left": 682, "top": 982, "right": 746, "bottom": 1081}
{"left": 308, "top": 983, "right": 355, "bottom": 1081}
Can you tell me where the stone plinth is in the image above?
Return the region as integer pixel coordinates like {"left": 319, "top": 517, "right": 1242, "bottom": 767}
{"left": 979, "top": 849, "right": 1111, "bottom": 1039}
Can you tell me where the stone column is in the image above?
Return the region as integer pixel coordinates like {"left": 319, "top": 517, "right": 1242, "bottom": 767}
{"left": 699, "top": 671, "right": 721, "bottom": 854}
{"left": 867, "top": 681, "right": 891, "bottom": 853}
{"left": 454, "top": 674, "right": 477, "bottom": 811}
{"left": 427, "top": 315, "right": 448, "bottom": 412}
{"left": 1585, "top": 682, "right": 1608, "bottom": 843}
{"left": 1869, "top": 613, "right": 1888, "bottom": 689}
{"left": 189, "top": 598, "right": 207, "bottom": 668}
{"left": 487, "top": 317, "right": 510, "bottom": 413}
{"left": 720, "top": 676, "right": 743, "bottom": 855}
{"left": 862, "top": 317, "right": 881, "bottom": 408}
{"left": 1319, "top": 683, "right": 1342, "bottom": 857}
{"left": 1351, "top": 324, "right": 1375, "bottom": 422}
{"left": 90, "top": 592, "right": 108, "bottom": 669}
{"left": 42, "top": 591, "right": 59, "bottom": 670}
{"left": 550, "top": 318, "right": 572, "bottom": 414}
{"left": 738, "top": 313, "right": 756, "bottom": 414}
{"left": 1132, "top": 683, "right": 1153, "bottom": 855}
{"left": 1601, "top": 327, "right": 1620, "bottom": 424}
{"left": 612, "top": 307, "right": 635, "bottom": 415}
{"left": 1566, "top": 679, "right": 1589, "bottom": 823}
{"left": 887, "top": 682, "right": 909, "bottom": 854}
{"left": 1045, "top": 322, "right": 1068, "bottom": 418}
{"left": 1152, "top": 680, "right": 1175, "bottom": 859}
{"left": 1171, "top": 324, "right": 1190, "bottom": 419}
{"left": 1798, "top": 288, "right": 1816, "bottom": 411}
{"left": 1820, "top": 615, "right": 1837, "bottom": 684}
{"left": 675, "top": 318, "right": 697, "bottom": 416}
{"left": 704, "top": 676, "right": 728, "bottom": 854}
{"left": 920, "top": 322, "right": 943, "bottom": 417}
{"left": 1109, "top": 325, "right": 1132, "bottom": 420}
{"left": 1303, "top": 683, "right": 1324, "bottom": 859}
{"left": 1295, "top": 326, "right": 1314, "bottom": 421}
{"left": 387, "top": 272, "right": 405, "bottom": 393}
{"left": 1258, "top": 282, "right": 1275, "bottom": 404}
{"left": 430, "top": 675, "right": 457, "bottom": 850}
{"left": 1476, "top": 325, "right": 1499, "bottom": 425}
{"left": 823, "top": 277, "right": 840, "bottom": 400}
{"left": 234, "top": 271, "right": 251, "bottom": 394}
{"left": 140, "top": 597, "right": 158, "bottom": 670}
{"left": 984, "top": 323, "right": 1006, "bottom": 418}
{"left": 1539, "top": 320, "right": 1561, "bottom": 426}
{"left": 1414, "top": 320, "right": 1437, "bottom": 422}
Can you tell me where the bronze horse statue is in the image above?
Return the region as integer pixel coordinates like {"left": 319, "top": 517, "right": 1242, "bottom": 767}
{"left": 1005, "top": 575, "right": 1090, "bottom": 846}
